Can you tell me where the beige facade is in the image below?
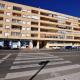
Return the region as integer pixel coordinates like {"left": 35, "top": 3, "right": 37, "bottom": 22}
{"left": 0, "top": 0, "right": 80, "bottom": 49}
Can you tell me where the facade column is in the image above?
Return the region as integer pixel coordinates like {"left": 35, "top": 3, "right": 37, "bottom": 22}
{"left": 18, "top": 41, "right": 21, "bottom": 48}
{"left": 9, "top": 40, "right": 12, "bottom": 48}
{"left": 36, "top": 41, "right": 39, "bottom": 49}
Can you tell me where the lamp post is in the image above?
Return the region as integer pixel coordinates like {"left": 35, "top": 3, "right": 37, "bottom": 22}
{"left": 29, "top": 60, "right": 50, "bottom": 80}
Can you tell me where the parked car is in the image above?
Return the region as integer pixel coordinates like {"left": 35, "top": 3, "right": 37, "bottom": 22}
{"left": 52, "top": 46, "right": 61, "bottom": 49}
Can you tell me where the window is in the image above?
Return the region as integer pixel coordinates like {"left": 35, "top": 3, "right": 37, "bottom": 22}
{"left": 26, "top": 21, "right": 31, "bottom": 25}
{"left": 26, "top": 27, "right": 31, "bottom": 31}
{"left": 22, "top": 34, "right": 25, "bottom": 37}
{"left": 12, "top": 12, "right": 21, "bottom": 17}
{"left": 5, "top": 25, "right": 10, "bottom": 29}
{"left": 0, "top": 10, "right": 4, "bottom": 14}
{"left": 0, "top": 24, "right": 3, "bottom": 28}
{"left": 40, "top": 12, "right": 52, "bottom": 17}
{"left": 4, "top": 32, "right": 9, "bottom": 36}
{"left": 13, "top": 6, "right": 22, "bottom": 11}
{"left": 27, "top": 10, "right": 31, "bottom": 13}
{"left": 58, "top": 35, "right": 65, "bottom": 39}
{"left": 31, "top": 34, "right": 38, "bottom": 37}
{"left": 7, "top": 6, "right": 12, "bottom": 9}
{"left": 78, "top": 20, "right": 80, "bottom": 23}
{"left": 31, "top": 15, "right": 40, "bottom": 20}
{"left": 5, "top": 19, "right": 10, "bottom": 22}
{"left": 11, "top": 32, "right": 21, "bottom": 36}
{"left": 31, "top": 27, "right": 38, "bottom": 31}
{"left": 65, "top": 21, "right": 71, "bottom": 25}
{"left": 6, "top": 12, "right": 11, "bottom": 16}
{"left": 0, "top": 3, "right": 5, "bottom": 9}
{"left": 22, "top": 15, "right": 26, "bottom": 18}
{"left": 27, "top": 15, "right": 31, "bottom": 18}
{"left": 26, "top": 34, "right": 30, "bottom": 37}
{"left": 12, "top": 19, "right": 22, "bottom": 24}
{"left": 0, "top": 17, "right": 3, "bottom": 21}
{"left": 31, "top": 10, "right": 38, "bottom": 14}
{"left": 22, "top": 27, "right": 26, "bottom": 30}
{"left": 31, "top": 22, "right": 38, "bottom": 25}
{"left": 23, "top": 21, "right": 26, "bottom": 24}
{"left": 12, "top": 19, "right": 16, "bottom": 23}
{"left": 11, "top": 25, "right": 22, "bottom": 30}
{"left": 0, "top": 31, "right": 2, "bottom": 34}
{"left": 66, "top": 36, "right": 73, "bottom": 39}
{"left": 22, "top": 9, "right": 27, "bottom": 12}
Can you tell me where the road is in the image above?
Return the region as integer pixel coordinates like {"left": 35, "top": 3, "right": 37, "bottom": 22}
{"left": 0, "top": 49, "right": 80, "bottom": 80}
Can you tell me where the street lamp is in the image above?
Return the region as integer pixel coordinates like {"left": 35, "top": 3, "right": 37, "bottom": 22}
{"left": 29, "top": 60, "right": 50, "bottom": 80}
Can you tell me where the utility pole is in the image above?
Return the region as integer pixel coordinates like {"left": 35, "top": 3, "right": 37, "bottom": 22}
{"left": 29, "top": 60, "right": 50, "bottom": 80}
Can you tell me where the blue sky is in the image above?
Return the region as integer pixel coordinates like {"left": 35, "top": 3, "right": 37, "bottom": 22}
{"left": 5, "top": 0, "right": 80, "bottom": 17}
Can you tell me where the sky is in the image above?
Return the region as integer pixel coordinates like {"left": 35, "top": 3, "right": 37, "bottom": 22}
{"left": 5, "top": 0, "right": 80, "bottom": 17}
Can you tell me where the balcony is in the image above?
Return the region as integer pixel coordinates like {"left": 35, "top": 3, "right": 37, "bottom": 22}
{"left": 31, "top": 21, "right": 38, "bottom": 26}
{"left": 12, "top": 19, "right": 22, "bottom": 24}
{"left": 31, "top": 34, "right": 38, "bottom": 37}
{"left": 11, "top": 32, "right": 21, "bottom": 37}
{"left": 73, "top": 28, "right": 80, "bottom": 31}
{"left": 0, "top": 3, "right": 5, "bottom": 9}
{"left": 40, "top": 34, "right": 58, "bottom": 39}
{"left": 0, "top": 24, "right": 3, "bottom": 28}
{"left": 40, "top": 22, "right": 57, "bottom": 28}
{"left": 11, "top": 25, "right": 22, "bottom": 30}
{"left": 65, "top": 21, "right": 71, "bottom": 25}
{"left": 31, "top": 10, "right": 39, "bottom": 14}
{"left": 0, "top": 17, "right": 3, "bottom": 22}
{"left": 74, "top": 37, "right": 80, "bottom": 40}
{"left": 57, "top": 26, "right": 72, "bottom": 30}
{"left": 0, "top": 30, "right": 2, "bottom": 36}
{"left": 13, "top": 6, "right": 22, "bottom": 11}
{"left": 31, "top": 27, "right": 38, "bottom": 31}
{"left": 0, "top": 10, "right": 4, "bottom": 14}
{"left": 40, "top": 17, "right": 58, "bottom": 23}
{"left": 40, "top": 28, "right": 57, "bottom": 33}
{"left": 12, "top": 12, "right": 21, "bottom": 17}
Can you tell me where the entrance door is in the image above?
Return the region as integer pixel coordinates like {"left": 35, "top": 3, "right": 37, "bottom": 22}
{"left": 39, "top": 41, "right": 47, "bottom": 48}
{"left": 33, "top": 40, "right": 37, "bottom": 48}
{"left": 4, "top": 40, "right": 10, "bottom": 49}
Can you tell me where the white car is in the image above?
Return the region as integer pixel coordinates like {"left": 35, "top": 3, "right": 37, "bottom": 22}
{"left": 52, "top": 46, "right": 61, "bottom": 49}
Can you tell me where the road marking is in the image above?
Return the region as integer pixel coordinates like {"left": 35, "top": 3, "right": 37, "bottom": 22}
{"left": 5, "top": 64, "right": 80, "bottom": 79}
{"left": 15, "top": 56, "right": 59, "bottom": 60}
{"left": 45, "top": 72, "right": 80, "bottom": 80}
{"left": 60, "top": 55, "right": 80, "bottom": 57}
{"left": 13, "top": 58, "right": 64, "bottom": 64}
{"left": 0, "top": 78, "right": 4, "bottom": 80}
{"left": 0, "top": 54, "right": 11, "bottom": 64}
{"left": 11, "top": 61, "right": 71, "bottom": 70}
{"left": 49, "top": 51, "right": 80, "bottom": 53}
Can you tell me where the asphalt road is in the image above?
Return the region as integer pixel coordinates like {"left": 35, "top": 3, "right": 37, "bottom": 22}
{"left": 0, "top": 49, "right": 80, "bottom": 80}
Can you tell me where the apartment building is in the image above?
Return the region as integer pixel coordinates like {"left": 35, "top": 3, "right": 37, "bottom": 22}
{"left": 0, "top": 0, "right": 80, "bottom": 49}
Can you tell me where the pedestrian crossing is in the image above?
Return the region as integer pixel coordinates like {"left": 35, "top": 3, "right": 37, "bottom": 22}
{"left": 0, "top": 54, "right": 11, "bottom": 64}
{"left": 4, "top": 53, "right": 80, "bottom": 80}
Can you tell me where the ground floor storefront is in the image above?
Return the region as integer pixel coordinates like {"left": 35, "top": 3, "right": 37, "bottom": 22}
{"left": 0, "top": 39, "right": 80, "bottom": 49}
